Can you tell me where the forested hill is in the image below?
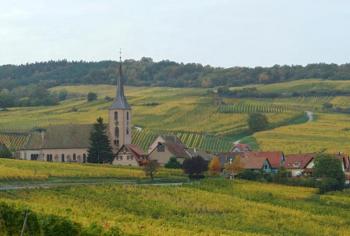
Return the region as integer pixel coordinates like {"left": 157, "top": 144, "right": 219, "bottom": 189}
{"left": 1, "top": 57, "right": 350, "bottom": 90}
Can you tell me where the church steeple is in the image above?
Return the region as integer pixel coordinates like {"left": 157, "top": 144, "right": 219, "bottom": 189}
{"left": 110, "top": 50, "right": 131, "bottom": 110}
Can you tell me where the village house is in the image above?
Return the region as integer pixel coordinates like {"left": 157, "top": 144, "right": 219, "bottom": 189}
{"left": 148, "top": 135, "right": 191, "bottom": 166}
{"left": 284, "top": 153, "right": 315, "bottom": 177}
{"left": 112, "top": 144, "right": 147, "bottom": 166}
{"left": 241, "top": 151, "right": 285, "bottom": 173}
{"left": 231, "top": 143, "right": 251, "bottom": 153}
{"left": 241, "top": 157, "right": 272, "bottom": 173}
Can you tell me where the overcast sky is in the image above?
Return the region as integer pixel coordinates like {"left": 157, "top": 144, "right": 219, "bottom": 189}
{"left": 1, "top": 0, "right": 350, "bottom": 67}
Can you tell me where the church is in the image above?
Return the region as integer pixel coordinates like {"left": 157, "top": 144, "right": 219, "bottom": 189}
{"left": 18, "top": 57, "right": 144, "bottom": 166}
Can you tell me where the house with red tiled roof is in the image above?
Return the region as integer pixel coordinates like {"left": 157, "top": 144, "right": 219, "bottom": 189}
{"left": 284, "top": 153, "right": 315, "bottom": 177}
{"left": 241, "top": 157, "right": 272, "bottom": 173}
{"left": 242, "top": 151, "right": 285, "bottom": 172}
{"left": 148, "top": 135, "right": 191, "bottom": 166}
{"left": 113, "top": 144, "right": 148, "bottom": 167}
{"left": 334, "top": 153, "right": 350, "bottom": 172}
{"left": 231, "top": 143, "right": 251, "bottom": 153}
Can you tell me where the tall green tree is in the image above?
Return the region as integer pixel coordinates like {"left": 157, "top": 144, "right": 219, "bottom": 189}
{"left": 248, "top": 113, "right": 269, "bottom": 132}
{"left": 313, "top": 153, "right": 345, "bottom": 193}
{"left": 182, "top": 156, "right": 208, "bottom": 179}
{"left": 0, "top": 144, "right": 12, "bottom": 158}
{"left": 87, "top": 117, "right": 113, "bottom": 163}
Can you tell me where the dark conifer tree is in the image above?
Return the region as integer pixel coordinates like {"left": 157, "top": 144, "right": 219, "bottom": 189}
{"left": 87, "top": 117, "right": 113, "bottom": 163}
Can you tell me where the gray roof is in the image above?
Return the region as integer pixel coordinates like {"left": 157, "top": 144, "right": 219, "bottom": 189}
{"left": 110, "top": 62, "right": 131, "bottom": 110}
{"left": 23, "top": 124, "right": 92, "bottom": 150}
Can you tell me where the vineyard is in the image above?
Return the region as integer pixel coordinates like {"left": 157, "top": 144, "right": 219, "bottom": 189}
{"left": 219, "top": 103, "right": 290, "bottom": 113}
{"left": 0, "top": 178, "right": 349, "bottom": 235}
{"left": 132, "top": 129, "right": 233, "bottom": 152}
{"left": 254, "top": 112, "right": 350, "bottom": 154}
{"left": 0, "top": 133, "right": 29, "bottom": 151}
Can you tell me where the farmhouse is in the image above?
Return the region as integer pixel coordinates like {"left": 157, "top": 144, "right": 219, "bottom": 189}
{"left": 241, "top": 157, "right": 272, "bottom": 173}
{"left": 284, "top": 153, "right": 315, "bottom": 177}
{"left": 148, "top": 135, "right": 191, "bottom": 166}
{"left": 242, "top": 151, "right": 285, "bottom": 173}
{"left": 19, "top": 58, "right": 144, "bottom": 165}
{"left": 112, "top": 144, "right": 147, "bottom": 166}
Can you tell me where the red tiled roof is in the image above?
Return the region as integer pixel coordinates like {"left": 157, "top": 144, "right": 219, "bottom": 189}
{"left": 235, "top": 143, "right": 250, "bottom": 149}
{"left": 126, "top": 144, "right": 145, "bottom": 158}
{"left": 241, "top": 157, "right": 270, "bottom": 170}
{"left": 243, "top": 151, "right": 283, "bottom": 168}
{"left": 284, "top": 154, "right": 315, "bottom": 169}
{"left": 334, "top": 153, "right": 350, "bottom": 170}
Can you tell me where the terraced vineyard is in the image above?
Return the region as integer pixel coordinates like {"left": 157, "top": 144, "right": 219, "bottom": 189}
{"left": 0, "top": 133, "right": 29, "bottom": 150}
{"left": 219, "top": 103, "right": 290, "bottom": 113}
{"left": 132, "top": 129, "right": 233, "bottom": 152}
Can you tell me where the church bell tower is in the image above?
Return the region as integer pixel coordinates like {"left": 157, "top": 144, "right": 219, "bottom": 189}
{"left": 109, "top": 52, "right": 131, "bottom": 152}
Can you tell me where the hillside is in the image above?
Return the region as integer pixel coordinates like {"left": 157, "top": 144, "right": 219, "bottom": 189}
{"left": 1, "top": 81, "right": 350, "bottom": 153}
{"left": 2, "top": 60, "right": 350, "bottom": 91}
{"left": 0, "top": 85, "right": 304, "bottom": 152}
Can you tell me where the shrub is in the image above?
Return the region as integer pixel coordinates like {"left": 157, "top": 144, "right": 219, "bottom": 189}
{"left": 165, "top": 157, "right": 182, "bottom": 169}
{"left": 313, "top": 153, "right": 345, "bottom": 193}
{"left": 0, "top": 144, "right": 12, "bottom": 158}
{"left": 87, "top": 92, "right": 98, "bottom": 102}
{"left": 41, "top": 215, "right": 81, "bottom": 236}
{"left": 182, "top": 156, "right": 208, "bottom": 179}
{"left": 208, "top": 157, "right": 221, "bottom": 176}
{"left": 237, "top": 169, "right": 262, "bottom": 180}
{"left": 317, "top": 178, "right": 340, "bottom": 194}
{"left": 248, "top": 113, "right": 269, "bottom": 132}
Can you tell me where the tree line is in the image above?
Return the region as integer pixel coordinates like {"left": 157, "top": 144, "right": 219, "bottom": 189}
{"left": 2, "top": 58, "right": 350, "bottom": 91}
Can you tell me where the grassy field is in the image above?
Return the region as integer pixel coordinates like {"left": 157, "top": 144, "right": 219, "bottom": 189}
{"left": 254, "top": 112, "right": 350, "bottom": 154}
{"left": 231, "top": 78, "right": 350, "bottom": 94}
{"left": 0, "top": 178, "right": 349, "bottom": 235}
{"left": 0, "top": 158, "right": 183, "bottom": 182}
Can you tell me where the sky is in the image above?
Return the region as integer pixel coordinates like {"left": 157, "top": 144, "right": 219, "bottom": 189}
{"left": 0, "top": 0, "right": 350, "bottom": 67}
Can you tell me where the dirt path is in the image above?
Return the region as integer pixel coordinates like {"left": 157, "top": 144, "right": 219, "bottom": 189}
{"left": 0, "top": 180, "right": 185, "bottom": 191}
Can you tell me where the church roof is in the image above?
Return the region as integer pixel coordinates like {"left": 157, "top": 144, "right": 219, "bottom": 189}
{"left": 110, "top": 59, "right": 131, "bottom": 110}
{"left": 23, "top": 124, "right": 92, "bottom": 150}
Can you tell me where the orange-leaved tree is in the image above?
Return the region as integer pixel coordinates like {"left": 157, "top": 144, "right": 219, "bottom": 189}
{"left": 208, "top": 156, "right": 221, "bottom": 176}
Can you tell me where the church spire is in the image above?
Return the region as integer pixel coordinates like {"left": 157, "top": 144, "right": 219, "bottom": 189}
{"left": 110, "top": 50, "right": 131, "bottom": 110}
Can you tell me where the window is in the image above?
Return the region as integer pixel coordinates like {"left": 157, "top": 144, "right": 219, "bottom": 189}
{"left": 157, "top": 143, "right": 165, "bottom": 152}
{"left": 114, "top": 112, "right": 118, "bottom": 121}
{"left": 115, "top": 127, "right": 119, "bottom": 138}
{"left": 46, "top": 154, "right": 53, "bottom": 162}
{"left": 114, "top": 140, "right": 120, "bottom": 146}
{"left": 30, "top": 154, "right": 39, "bottom": 160}
{"left": 126, "top": 127, "right": 129, "bottom": 135}
{"left": 83, "top": 154, "right": 86, "bottom": 163}
{"left": 61, "top": 154, "right": 65, "bottom": 162}
{"left": 73, "top": 154, "right": 76, "bottom": 161}
{"left": 127, "top": 112, "right": 129, "bottom": 121}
